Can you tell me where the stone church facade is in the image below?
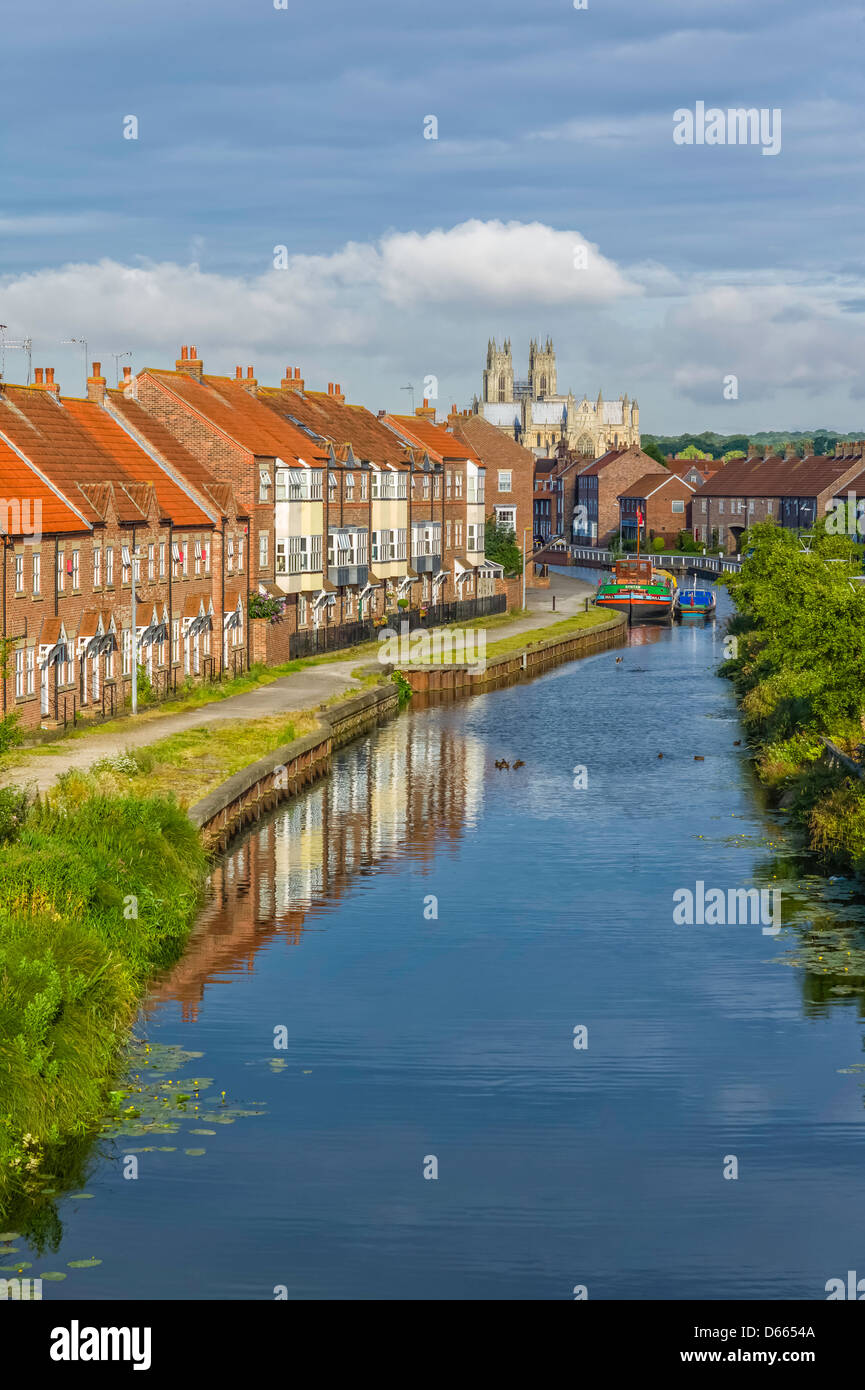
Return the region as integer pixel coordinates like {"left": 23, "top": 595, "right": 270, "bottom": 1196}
{"left": 474, "top": 338, "right": 640, "bottom": 459}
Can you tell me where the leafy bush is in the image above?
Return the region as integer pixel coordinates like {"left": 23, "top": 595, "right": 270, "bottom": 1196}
{"left": 0, "top": 786, "right": 28, "bottom": 844}
{"left": 249, "top": 593, "right": 287, "bottom": 622}
{"left": 0, "top": 711, "right": 21, "bottom": 759}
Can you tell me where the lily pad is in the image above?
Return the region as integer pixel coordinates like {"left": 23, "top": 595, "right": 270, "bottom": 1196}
{"left": 0, "top": 1246, "right": 20, "bottom": 1256}
{"left": 40, "top": 1272, "right": 67, "bottom": 1282}
{"left": 67, "top": 1258, "right": 102, "bottom": 1268}
{"left": 0, "top": 1232, "right": 20, "bottom": 1241}
{"left": 0, "top": 1262, "right": 31, "bottom": 1271}
{"left": 189, "top": 1129, "right": 215, "bottom": 1136}
{"left": 184, "top": 1148, "right": 206, "bottom": 1157}
{"left": 157, "top": 1147, "right": 177, "bottom": 1152}
{"left": 69, "top": 1192, "right": 94, "bottom": 1199}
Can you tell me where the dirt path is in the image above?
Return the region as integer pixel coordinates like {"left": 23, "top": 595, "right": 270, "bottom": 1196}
{"left": 2, "top": 574, "right": 594, "bottom": 795}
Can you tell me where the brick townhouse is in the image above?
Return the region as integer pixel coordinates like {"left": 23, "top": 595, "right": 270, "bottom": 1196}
{"left": 0, "top": 367, "right": 244, "bottom": 729}
{"left": 129, "top": 349, "right": 321, "bottom": 635}
{"left": 573, "top": 444, "right": 667, "bottom": 545}
{"left": 691, "top": 445, "right": 865, "bottom": 552}
{"left": 532, "top": 458, "right": 562, "bottom": 544}
{"left": 446, "top": 411, "right": 535, "bottom": 551}
{"left": 617, "top": 472, "right": 696, "bottom": 547}
{"left": 257, "top": 372, "right": 416, "bottom": 619}
{"left": 260, "top": 373, "right": 504, "bottom": 612}
{"left": 665, "top": 457, "right": 721, "bottom": 487}
{"left": 380, "top": 410, "right": 504, "bottom": 604}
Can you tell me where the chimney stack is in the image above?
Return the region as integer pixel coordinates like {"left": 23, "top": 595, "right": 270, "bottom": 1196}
{"left": 784, "top": 441, "right": 797, "bottom": 460}
{"left": 34, "top": 367, "right": 44, "bottom": 387}
{"left": 87, "top": 361, "right": 107, "bottom": 404}
{"left": 414, "top": 397, "right": 435, "bottom": 420}
{"left": 280, "top": 365, "right": 304, "bottom": 392}
{"left": 120, "top": 364, "right": 133, "bottom": 392}
{"left": 176, "top": 343, "right": 203, "bottom": 380}
{"left": 332, "top": 382, "right": 345, "bottom": 404}
{"left": 240, "top": 365, "right": 257, "bottom": 393}
{"left": 44, "top": 367, "right": 60, "bottom": 397}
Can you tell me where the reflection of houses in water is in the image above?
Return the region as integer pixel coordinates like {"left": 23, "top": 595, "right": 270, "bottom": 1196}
{"left": 146, "top": 713, "right": 485, "bottom": 1021}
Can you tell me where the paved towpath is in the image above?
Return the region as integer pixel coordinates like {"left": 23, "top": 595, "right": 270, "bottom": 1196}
{"left": 1, "top": 572, "right": 594, "bottom": 795}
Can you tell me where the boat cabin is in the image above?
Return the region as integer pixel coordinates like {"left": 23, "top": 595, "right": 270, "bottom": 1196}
{"left": 613, "top": 556, "right": 654, "bottom": 585}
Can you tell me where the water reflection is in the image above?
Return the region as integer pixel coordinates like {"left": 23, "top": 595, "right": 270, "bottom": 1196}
{"left": 146, "top": 716, "right": 487, "bottom": 1021}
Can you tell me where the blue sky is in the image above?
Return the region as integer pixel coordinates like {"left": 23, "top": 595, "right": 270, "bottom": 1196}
{"left": 2, "top": 0, "right": 864, "bottom": 431}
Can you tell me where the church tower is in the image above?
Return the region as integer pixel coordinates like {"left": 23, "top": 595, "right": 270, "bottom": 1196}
{"left": 483, "top": 338, "right": 514, "bottom": 404}
{"left": 528, "top": 336, "right": 557, "bottom": 399}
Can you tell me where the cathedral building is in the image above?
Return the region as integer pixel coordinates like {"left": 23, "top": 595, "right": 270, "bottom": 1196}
{"left": 474, "top": 338, "right": 640, "bottom": 458}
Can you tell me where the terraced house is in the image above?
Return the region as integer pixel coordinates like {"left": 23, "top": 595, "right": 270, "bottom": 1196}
{"left": 0, "top": 346, "right": 517, "bottom": 726}
{"left": 0, "top": 363, "right": 248, "bottom": 729}
{"left": 691, "top": 444, "right": 865, "bottom": 552}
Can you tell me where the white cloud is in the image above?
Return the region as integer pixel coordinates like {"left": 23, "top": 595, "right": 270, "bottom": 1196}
{"left": 4, "top": 220, "right": 865, "bottom": 428}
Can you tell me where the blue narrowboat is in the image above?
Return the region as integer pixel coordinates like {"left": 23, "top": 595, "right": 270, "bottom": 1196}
{"left": 674, "top": 586, "right": 716, "bottom": 618}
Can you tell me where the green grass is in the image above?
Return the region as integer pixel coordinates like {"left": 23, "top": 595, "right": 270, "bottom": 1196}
{"left": 0, "top": 780, "right": 208, "bottom": 1210}
{"left": 77, "top": 711, "right": 320, "bottom": 807}
{"left": 401, "top": 606, "right": 613, "bottom": 664}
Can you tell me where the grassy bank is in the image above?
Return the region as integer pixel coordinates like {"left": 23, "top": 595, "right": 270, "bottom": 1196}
{"left": 723, "top": 520, "right": 865, "bottom": 874}
{"left": 0, "top": 778, "right": 209, "bottom": 1210}
{"left": 391, "top": 606, "right": 611, "bottom": 665}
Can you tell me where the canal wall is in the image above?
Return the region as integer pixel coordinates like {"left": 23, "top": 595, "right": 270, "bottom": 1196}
{"left": 188, "top": 685, "right": 399, "bottom": 852}
{"left": 401, "top": 613, "right": 626, "bottom": 694}
{"left": 189, "top": 614, "right": 626, "bottom": 855}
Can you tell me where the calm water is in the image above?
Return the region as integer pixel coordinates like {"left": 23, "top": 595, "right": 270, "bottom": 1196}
{"left": 14, "top": 589, "right": 865, "bottom": 1299}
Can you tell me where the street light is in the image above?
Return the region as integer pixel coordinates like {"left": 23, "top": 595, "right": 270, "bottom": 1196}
{"left": 130, "top": 547, "right": 142, "bottom": 715}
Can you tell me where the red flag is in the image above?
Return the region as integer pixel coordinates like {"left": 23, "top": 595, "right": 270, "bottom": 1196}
{"left": 636, "top": 505, "right": 644, "bottom": 526}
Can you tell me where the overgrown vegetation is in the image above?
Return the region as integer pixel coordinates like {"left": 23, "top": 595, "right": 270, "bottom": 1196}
{"left": 0, "top": 777, "right": 209, "bottom": 1209}
{"left": 723, "top": 519, "right": 865, "bottom": 873}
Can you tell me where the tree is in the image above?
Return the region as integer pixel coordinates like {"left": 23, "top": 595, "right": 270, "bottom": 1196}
{"left": 484, "top": 516, "right": 523, "bottom": 574}
{"left": 725, "top": 520, "right": 865, "bottom": 736}
{"left": 641, "top": 440, "right": 667, "bottom": 467}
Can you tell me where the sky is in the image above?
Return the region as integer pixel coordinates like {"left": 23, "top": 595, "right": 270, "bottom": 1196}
{"left": 2, "top": 0, "right": 865, "bottom": 433}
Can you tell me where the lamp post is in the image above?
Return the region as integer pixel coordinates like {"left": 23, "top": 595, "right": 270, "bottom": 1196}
{"left": 130, "top": 547, "right": 142, "bottom": 715}
{"left": 522, "top": 527, "right": 530, "bottom": 611}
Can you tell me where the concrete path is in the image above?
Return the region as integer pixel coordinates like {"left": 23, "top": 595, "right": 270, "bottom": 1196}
{"left": 2, "top": 572, "right": 595, "bottom": 795}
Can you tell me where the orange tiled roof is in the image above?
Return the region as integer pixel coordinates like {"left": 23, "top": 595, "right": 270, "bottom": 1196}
{"left": 143, "top": 372, "right": 328, "bottom": 465}
{"left": 63, "top": 397, "right": 212, "bottom": 527}
{"left": 0, "top": 437, "right": 88, "bottom": 535}
{"left": 259, "top": 387, "right": 408, "bottom": 468}
{"left": 383, "top": 414, "right": 482, "bottom": 465}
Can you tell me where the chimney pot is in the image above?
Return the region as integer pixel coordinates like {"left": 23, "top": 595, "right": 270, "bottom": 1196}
{"left": 92, "top": 361, "right": 100, "bottom": 376}
{"left": 190, "top": 345, "right": 198, "bottom": 359}
{"left": 294, "top": 367, "right": 300, "bottom": 379}
{"left": 181, "top": 345, "right": 189, "bottom": 360}
{"left": 236, "top": 366, "right": 243, "bottom": 379}
{"left": 123, "top": 366, "right": 132, "bottom": 382}
{"left": 247, "top": 366, "right": 254, "bottom": 379}
{"left": 35, "top": 367, "right": 44, "bottom": 384}
{"left": 46, "top": 368, "right": 55, "bottom": 383}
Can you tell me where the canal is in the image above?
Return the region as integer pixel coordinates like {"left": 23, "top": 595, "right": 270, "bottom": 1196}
{"left": 11, "top": 586, "right": 865, "bottom": 1299}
